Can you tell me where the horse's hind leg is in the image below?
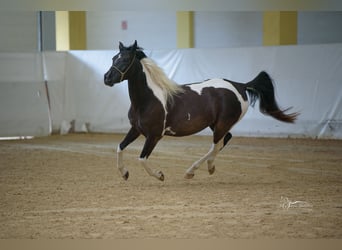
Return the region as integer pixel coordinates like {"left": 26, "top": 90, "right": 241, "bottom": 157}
{"left": 184, "top": 143, "right": 220, "bottom": 179}
{"left": 207, "top": 132, "right": 232, "bottom": 175}
{"left": 184, "top": 131, "right": 232, "bottom": 179}
{"left": 117, "top": 127, "right": 140, "bottom": 180}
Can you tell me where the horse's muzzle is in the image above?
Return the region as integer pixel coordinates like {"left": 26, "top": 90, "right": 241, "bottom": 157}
{"left": 104, "top": 78, "right": 114, "bottom": 87}
{"left": 104, "top": 71, "right": 115, "bottom": 86}
{"left": 104, "top": 70, "right": 122, "bottom": 86}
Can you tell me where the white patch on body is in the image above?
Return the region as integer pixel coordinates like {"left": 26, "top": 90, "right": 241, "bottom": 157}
{"left": 188, "top": 78, "right": 249, "bottom": 120}
{"left": 164, "top": 126, "right": 176, "bottom": 135}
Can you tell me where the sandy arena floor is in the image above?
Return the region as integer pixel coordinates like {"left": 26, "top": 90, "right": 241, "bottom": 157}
{"left": 0, "top": 133, "right": 341, "bottom": 239}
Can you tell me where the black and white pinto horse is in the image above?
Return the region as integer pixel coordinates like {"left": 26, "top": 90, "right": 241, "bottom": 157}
{"left": 104, "top": 41, "right": 299, "bottom": 181}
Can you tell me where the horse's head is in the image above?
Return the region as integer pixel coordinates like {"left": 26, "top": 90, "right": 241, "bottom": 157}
{"left": 104, "top": 40, "right": 139, "bottom": 86}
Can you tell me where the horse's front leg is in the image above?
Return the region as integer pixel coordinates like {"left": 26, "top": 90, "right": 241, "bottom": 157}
{"left": 117, "top": 127, "right": 140, "bottom": 180}
{"left": 139, "top": 135, "right": 164, "bottom": 181}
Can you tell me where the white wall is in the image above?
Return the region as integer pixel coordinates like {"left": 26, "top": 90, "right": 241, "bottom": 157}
{"left": 194, "top": 11, "right": 263, "bottom": 48}
{"left": 86, "top": 11, "right": 264, "bottom": 49}
{"left": 0, "top": 11, "right": 38, "bottom": 52}
{"left": 1, "top": 11, "right": 342, "bottom": 52}
{"left": 0, "top": 53, "right": 50, "bottom": 137}
{"left": 298, "top": 11, "right": 342, "bottom": 45}
{"left": 86, "top": 11, "right": 177, "bottom": 50}
{"left": 85, "top": 11, "right": 342, "bottom": 49}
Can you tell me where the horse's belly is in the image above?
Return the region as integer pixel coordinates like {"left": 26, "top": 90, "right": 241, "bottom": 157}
{"left": 164, "top": 125, "right": 207, "bottom": 137}
{"left": 164, "top": 112, "right": 212, "bottom": 136}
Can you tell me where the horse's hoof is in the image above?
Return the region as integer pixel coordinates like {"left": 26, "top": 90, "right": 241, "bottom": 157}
{"left": 208, "top": 165, "right": 215, "bottom": 175}
{"left": 122, "top": 170, "right": 129, "bottom": 180}
{"left": 184, "top": 172, "right": 194, "bottom": 179}
{"left": 156, "top": 171, "right": 164, "bottom": 181}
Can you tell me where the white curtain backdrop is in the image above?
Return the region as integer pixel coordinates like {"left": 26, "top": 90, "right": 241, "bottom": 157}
{"left": 1, "top": 44, "right": 341, "bottom": 138}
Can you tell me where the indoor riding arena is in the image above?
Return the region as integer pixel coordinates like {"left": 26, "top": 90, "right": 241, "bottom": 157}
{"left": 1, "top": 4, "right": 342, "bottom": 240}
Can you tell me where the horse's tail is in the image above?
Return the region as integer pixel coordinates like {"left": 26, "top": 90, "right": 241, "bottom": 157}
{"left": 245, "top": 71, "right": 299, "bottom": 123}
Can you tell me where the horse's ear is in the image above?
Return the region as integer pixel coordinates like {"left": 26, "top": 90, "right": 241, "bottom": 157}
{"left": 131, "top": 40, "right": 138, "bottom": 51}
{"left": 119, "top": 42, "right": 124, "bottom": 50}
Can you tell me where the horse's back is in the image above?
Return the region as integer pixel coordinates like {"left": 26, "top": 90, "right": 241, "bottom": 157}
{"left": 185, "top": 78, "right": 249, "bottom": 120}
{"left": 164, "top": 79, "right": 249, "bottom": 136}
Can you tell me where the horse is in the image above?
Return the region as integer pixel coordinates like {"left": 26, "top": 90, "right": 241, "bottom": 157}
{"left": 104, "top": 40, "right": 299, "bottom": 181}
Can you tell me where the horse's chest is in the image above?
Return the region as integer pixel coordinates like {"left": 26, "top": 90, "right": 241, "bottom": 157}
{"left": 128, "top": 104, "right": 165, "bottom": 135}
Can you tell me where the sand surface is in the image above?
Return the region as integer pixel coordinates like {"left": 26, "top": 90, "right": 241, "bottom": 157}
{"left": 0, "top": 134, "right": 341, "bottom": 238}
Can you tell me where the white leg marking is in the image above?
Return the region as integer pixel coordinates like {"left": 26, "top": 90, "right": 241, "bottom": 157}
{"left": 139, "top": 157, "right": 164, "bottom": 181}
{"left": 117, "top": 145, "right": 128, "bottom": 179}
{"left": 185, "top": 143, "right": 220, "bottom": 179}
{"left": 207, "top": 154, "right": 216, "bottom": 174}
{"left": 139, "top": 157, "right": 153, "bottom": 176}
{"left": 207, "top": 135, "right": 231, "bottom": 173}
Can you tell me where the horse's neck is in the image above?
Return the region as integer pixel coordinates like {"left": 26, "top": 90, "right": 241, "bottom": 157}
{"left": 127, "top": 70, "right": 153, "bottom": 110}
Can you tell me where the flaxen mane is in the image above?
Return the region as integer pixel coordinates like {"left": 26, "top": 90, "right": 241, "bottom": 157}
{"left": 140, "top": 57, "right": 184, "bottom": 104}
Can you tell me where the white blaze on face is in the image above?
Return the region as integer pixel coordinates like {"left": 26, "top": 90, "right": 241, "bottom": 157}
{"left": 188, "top": 78, "right": 249, "bottom": 120}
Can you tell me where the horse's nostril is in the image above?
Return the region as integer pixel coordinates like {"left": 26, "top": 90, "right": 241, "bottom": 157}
{"left": 104, "top": 72, "right": 112, "bottom": 83}
{"left": 104, "top": 75, "right": 112, "bottom": 86}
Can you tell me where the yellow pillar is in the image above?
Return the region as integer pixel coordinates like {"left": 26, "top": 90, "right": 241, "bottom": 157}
{"left": 55, "top": 11, "right": 69, "bottom": 51}
{"left": 263, "top": 11, "right": 297, "bottom": 46}
{"left": 177, "top": 11, "right": 194, "bottom": 48}
{"left": 56, "top": 11, "right": 86, "bottom": 50}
